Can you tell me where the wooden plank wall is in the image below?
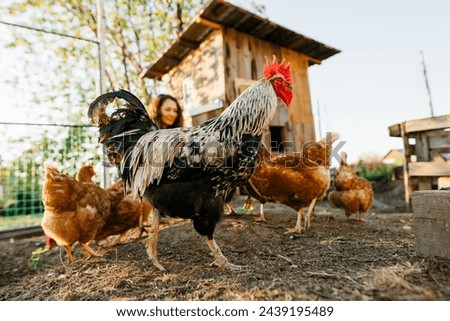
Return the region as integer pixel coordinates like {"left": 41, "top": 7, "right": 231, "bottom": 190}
{"left": 281, "top": 48, "right": 316, "bottom": 148}
{"left": 223, "top": 27, "right": 315, "bottom": 151}
{"left": 164, "top": 30, "right": 225, "bottom": 126}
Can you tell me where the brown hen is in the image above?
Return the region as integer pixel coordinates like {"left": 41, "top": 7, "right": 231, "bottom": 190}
{"left": 328, "top": 152, "right": 374, "bottom": 221}
{"left": 75, "top": 165, "right": 153, "bottom": 242}
{"left": 94, "top": 178, "right": 153, "bottom": 242}
{"left": 244, "top": 133, "right": 339, "bottom": 233}
{"left": 41, "top": 164, "right": 110, "bottom": 262}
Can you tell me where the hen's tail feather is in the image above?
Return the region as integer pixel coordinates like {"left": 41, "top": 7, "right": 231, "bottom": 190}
{"left": 88, "top": 90, "right": 158, "bottom": 169}
{"left": 318, "top": 132, "right": 340, "bottom": 145}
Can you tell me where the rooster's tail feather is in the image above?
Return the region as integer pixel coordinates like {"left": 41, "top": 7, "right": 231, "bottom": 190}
{"left": 88, "top": 89, "right": 158, "bottom": 167}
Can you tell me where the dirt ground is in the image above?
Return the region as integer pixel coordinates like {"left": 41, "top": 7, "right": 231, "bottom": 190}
{"left": 1, "top": 181, "right": 449, "bottom": 301}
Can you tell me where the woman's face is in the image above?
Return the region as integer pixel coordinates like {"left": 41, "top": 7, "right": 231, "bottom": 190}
{"left": 160, "top": 98, "right": 178, "bottom": 128}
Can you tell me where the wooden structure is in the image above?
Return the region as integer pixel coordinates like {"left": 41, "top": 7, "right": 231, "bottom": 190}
{"left": 411, "top": 190, "right": 450, "bottom": 259}
{"left": 140, "top": 0, "right": 340, "bottom": 152}
{"left": 381, "top": 149, "right": 404, "bottom": 166}
{"left": 388, "top": 114, "right": 450, "bottom": 209}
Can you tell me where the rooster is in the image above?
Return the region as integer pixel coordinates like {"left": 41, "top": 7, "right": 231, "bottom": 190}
{"left": 88, "top": 55, "right": 292, "bottom": 271}
{"left": 328, "top": 152, "right": 374, "bottom": 221}
{"left": 241, "top": 132, "right": 339, "bottom": 233}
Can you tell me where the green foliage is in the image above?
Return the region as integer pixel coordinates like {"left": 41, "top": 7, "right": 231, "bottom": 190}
{"left": 2, "top": 0, "right": 203, "bottom": 114}
{"left": 29, "top": 245, "right": 51, "bottom": 269}
{"left": 357, "top": 161, "right": 394, "bottom": 182}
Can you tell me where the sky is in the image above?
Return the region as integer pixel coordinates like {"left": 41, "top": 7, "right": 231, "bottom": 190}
{"left": 246, "top": 0, "right": 450, "bottom": 163}
{"left": 1, "top": 1, "right": 449, "bottom": 164}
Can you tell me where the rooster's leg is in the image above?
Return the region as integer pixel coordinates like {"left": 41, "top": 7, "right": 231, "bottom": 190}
{"left": 80, "top": 242, "right": 99, "bottom": 258}
{"left": 144, "top": 209, "right": 166, "bottom": 272}
{"left": 206, "top": 236, "right": 243, "bottom": 271}
{"left": 285, "top": 208, "right": 304, "bottom": 234}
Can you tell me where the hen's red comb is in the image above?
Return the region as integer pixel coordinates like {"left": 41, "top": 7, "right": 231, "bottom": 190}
{"left": 264, "top": 55, "right": 292, "bottom": 83}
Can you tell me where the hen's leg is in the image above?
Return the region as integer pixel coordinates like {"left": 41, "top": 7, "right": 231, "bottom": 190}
{"left": 243, "top": 196, "right": 255, "bottom": 212}
{"left": 357, "top": 211, "right": 367, "bottom": 222}
{"left": 138, "top": 212, "right": 149, "bottom": 237}
{"left": 206, "top": 236, "right": 243, "bottom": 271}
{"left": 255, "top": 203, "right": 266, "bottom": 222}
{"left": 80, "top": 242, "right": 99, "bottom": 258}
{"left": 64, "top": 245, "right": 73, "bottom": 263}
{"left": 285, "top": 208, "right": 304, "bottom": 234}
{"left": 144, "top": 209, "right": 166, "bottom": 272}
{"left": 225, "top": 202, "right": 237, "bottom": 216}
{"left": 304, "top": 198, "right": 317, "bottom": 230}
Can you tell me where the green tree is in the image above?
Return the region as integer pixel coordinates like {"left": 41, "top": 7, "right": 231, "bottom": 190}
{"left": 2, "top": 0, "right": 203, "bottom": 123}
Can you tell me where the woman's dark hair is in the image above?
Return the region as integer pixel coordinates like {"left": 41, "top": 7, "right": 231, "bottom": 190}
{"left": 148, "top": 94, "right": 184, "bottom": 128}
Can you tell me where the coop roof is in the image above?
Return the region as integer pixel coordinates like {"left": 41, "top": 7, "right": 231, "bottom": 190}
{"left": 141, "top": 0, "right": 341, "bottom": 80}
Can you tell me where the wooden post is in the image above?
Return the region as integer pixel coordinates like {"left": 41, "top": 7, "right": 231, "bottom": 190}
{"left": 401, "top": 123, "right": 414, "bottom": 211}
{"left": 96, "top": 0, "right": 109, "bottom": 188}
{"left": 416, "top": 132, "right": 432, "bottom": 190}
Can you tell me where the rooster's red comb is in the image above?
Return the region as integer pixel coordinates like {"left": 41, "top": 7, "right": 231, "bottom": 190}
{"left": 263, "top": 55, "right": 292, "bottom": 83}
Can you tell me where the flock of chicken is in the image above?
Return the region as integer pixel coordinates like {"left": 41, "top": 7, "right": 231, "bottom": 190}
{"left": 41, "top": 164, "right": 152, "bottom": 262}
{"left": 40, "top": 56, "right": 374, "bottom": 270}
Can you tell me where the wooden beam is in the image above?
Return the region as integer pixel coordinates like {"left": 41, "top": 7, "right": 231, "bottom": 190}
{"left": 196, "top": 17, "right": 222, "bottom": 29}
{"left": 307, "top": 56, "right": 322, "bottom": 65}
{"left": 404, "top": 115, "right": 450, "bottom": 134}
{"left": 389, "top": 115, "right": 450, "bottom": 137}
{"left": 409, "top": 162, "right": 450, "bottom": 176}
{"left": 388, "top": 123, "right": 402, "bottom": 137}
{"left": 178, "top": 37, "right": 200, "bottom": 50}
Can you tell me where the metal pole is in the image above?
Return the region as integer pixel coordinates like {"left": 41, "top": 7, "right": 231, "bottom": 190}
{"left": 96, "top": 0, "right": 110, "bottom": 188}
{"left": 317, "top": 100, "right": 322, "bottom": 138}
{"left": 420, "top": 51, "right": 434, "bottom": 117}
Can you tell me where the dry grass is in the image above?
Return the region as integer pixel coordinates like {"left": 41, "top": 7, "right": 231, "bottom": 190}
{"left": 1, "top": 198, "right": 449, "bottom": 301}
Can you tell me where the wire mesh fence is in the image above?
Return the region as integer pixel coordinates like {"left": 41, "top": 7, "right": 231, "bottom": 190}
{"left": 0, "top": 122, "right": 105, "bottom": 232}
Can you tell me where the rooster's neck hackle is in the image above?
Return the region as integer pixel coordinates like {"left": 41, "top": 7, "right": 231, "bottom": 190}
{"left": 208, "top": 78, "right": 278, "bottom": 141}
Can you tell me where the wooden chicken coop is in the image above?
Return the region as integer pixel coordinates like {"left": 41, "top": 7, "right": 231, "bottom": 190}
{"left": 140, "top": 0, "right": 340, "bottom": 152}
{"left": 388, "top": 114, "right": 450, "bottom": 210}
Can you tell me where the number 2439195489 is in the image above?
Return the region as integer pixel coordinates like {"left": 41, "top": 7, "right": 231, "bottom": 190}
{"left": 259, "top": 306, "right": 334, "bottom": 317}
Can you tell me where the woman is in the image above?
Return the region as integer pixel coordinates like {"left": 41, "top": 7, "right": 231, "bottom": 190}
{"left": 148, "top": 94, "right": 184, "bottom": 129}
